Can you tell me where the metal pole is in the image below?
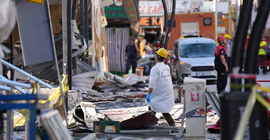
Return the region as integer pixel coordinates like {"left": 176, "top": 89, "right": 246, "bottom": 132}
{"left": 80, "top": 0, "right": 85, "bottom": 62}
{"left": 0, "top": 112, "right": 3, "bottom": 140}
{"left": 0, "top": 79, "right": 31, "bottom": 88}
{"left": 62, "top": 0, "right": 69, "bottom": 126}
{"left": 67, "top": 0, "right": 72, "bottom": 116}
{"left": 6, "top": 110, "right": 13, "bottom": 140}
{"left": 72, "top": 0, "right": 78, "bottom": 19}
{"left": 62, "top": 0, "right": 68, "bottom": 76}
{"left": 1, "top": 60, "right": 52, "bottom": 88}
{"left": 91, "top": 1, "right": 95, "bottom": 68}
{"left": 71, "top": 0, "right": 78, "bottom": 75}
{"left": 213, "top": 0, "right": 218, "bottom": 42}
{"left": 235, "top": 0, "right": 239, "bottom": 28}
{"left": 85, "top": 0, "right": 89, "bottom": 64}
{"left": 9, "top": 32, "right": 14, "bottom": 80}
{"left": 160, "top": 0, "right": 168, "bottom": 48}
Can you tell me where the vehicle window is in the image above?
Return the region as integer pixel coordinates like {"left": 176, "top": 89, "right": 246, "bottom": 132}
{"left": 179, "top": 43, "right": 216, "bottom": 58}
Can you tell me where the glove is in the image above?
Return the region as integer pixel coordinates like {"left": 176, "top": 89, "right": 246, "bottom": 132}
{"left": 146, "top": 93, "right": 151, "bottom": 102}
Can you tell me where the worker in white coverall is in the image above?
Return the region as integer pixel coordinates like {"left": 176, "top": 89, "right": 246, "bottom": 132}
{"left": 146, "top": 48, "right": 175, "bottom": 126}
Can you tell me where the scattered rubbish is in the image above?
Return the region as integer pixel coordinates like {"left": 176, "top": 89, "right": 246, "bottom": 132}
{"left": 72, "top": 71, "right": 97, "bottom": 92}
{"left": 72, "top": 102, "right": 99, "bottom": 128}
{"left": 93, "top": 121, "right": 120, "bottom": 133}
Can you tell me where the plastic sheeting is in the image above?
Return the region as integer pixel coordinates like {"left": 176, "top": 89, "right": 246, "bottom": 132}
{"left": 80, "top": 102, "right": 99, "bottom": 128}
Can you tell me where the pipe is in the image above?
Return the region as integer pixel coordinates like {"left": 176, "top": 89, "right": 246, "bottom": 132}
{"left": 0, "top": 75, "right": 26, "bottom": 94}
{"left": 71, "top": 0, "right": 78, "bottom": 75}
{"left": 80, "top": 0, "right": 85, "bottom": 62}
{"left": 244, "top": 0, "right": 270, "bottom": 87}
{"left": 0, "top": 79, "right": 31, "bottom": 89}
{"left": 67, "top": 0, "right": 72, "bottom": 118}
{"left": 62, "top": 0, "right": 68, "bottom": 76}
{"left": 71, "top": 0, "right": 78, "bottom": 19}
{"left": 160, "top": 0, "right": 168, "bottom": 49}
{"left": 91, "top": 1, "right": 95, "bottom": 68}
{"left": 0, "top": 112, "right": 3, "bottom": 140}
{"left": 235, "top": 0, "right": 238, "bottom": 28}
{"left": 164, "top": 0, "right": 176, "bottom": 50}
{"left": 1, "top": 60, "right": 52, "bottom": 88}
{"left": 0, "top": 85, "right": 11, "bottom": 91}
{"left": 9, "top": 32, "right": 13, "bottom": 80}
{"left": 84, "top": 0, "right": 89, "bottom": 64}
{"left": 230, "top": 0, "right": 253, "bottom": 91}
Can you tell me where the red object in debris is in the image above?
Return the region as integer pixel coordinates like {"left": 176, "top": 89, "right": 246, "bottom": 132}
{"left": 120, "top": 112, "right": 158, "bottom": 130}
{"left": 130, "top": 95, "right": 147, "bottom": 98}
{"left": 208, "top": 119, "right": 220, "bottom": 133}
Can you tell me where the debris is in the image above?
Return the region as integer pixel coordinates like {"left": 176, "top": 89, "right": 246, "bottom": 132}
{"left": 93, "top": 121, "right": 120, "bottom": 133}
{"left": 120, "top": 111, "right": 158, "bottom": 130}
{"left": 72, "top": 71, "right": 96, "bottom": 92}
{"left": 208, "top": 119, "right": 220, "bottom": 133}
{"left": 72, "top": 102, "right": 99, "bottom": 128}
{"left": 41, "top": 110, "right": 73, "bottom": 140}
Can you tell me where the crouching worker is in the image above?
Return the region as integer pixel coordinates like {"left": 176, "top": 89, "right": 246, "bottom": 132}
{"left": 146, "top": 48, "right": 175, "bottom": 126}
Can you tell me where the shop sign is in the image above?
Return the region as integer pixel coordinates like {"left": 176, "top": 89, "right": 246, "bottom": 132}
{"left": 139, "top": 1, "right": 164, "bottom": 15}
{"left": 105, "top": 5, "right": 127, "bottom": 18}
{"left": 139, "top": 0, "right": 205, "bottom": 15}
{"left": 124, "top": 0, "right": 138, "bottom": 21}
{"left": 114, "top": 0, "right": 123, "bottom": 7}
{"left": 140, "top": 16, "right": 162, "bottom": 27}
{"left": 139, "top": 1, "right": 229, "bottom": 15}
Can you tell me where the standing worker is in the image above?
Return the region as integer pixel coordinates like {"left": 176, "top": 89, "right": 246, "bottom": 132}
{"left": 146, "top": 48, "right": 175, "bottom": 126}
{"left": 151, "top": 35, "right": 162, "bottom": 50}
{"left": 214, "top": 36, "right": 228, "bottom": 94}
{"left": 224, "top": 34, "right": 233, "bottom": 74}
{"left": 125, "top": 38, "right": 140, "bottom": 74}
{"left": 257, "top": 35, "right": 268, "bottom": 75}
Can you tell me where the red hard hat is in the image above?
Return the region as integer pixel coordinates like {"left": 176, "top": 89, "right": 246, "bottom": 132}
{"left": 217, "top": 36, "right": 225, "bottom": 43}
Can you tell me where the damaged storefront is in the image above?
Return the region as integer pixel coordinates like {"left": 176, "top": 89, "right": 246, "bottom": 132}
{"left": 105, "top": 0, "right": 139, "bottom": 74}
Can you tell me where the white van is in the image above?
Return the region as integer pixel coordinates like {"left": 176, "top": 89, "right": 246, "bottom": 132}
{"left": 170, "top": 37, "right": 217, "bottom": 81}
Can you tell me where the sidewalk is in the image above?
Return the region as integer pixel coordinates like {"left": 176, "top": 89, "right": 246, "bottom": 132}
{"left": 206, "top": 73, "right": 270, "bottom": 92}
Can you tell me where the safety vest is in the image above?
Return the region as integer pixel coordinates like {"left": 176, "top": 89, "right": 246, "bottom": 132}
{"left": 258, "top": 41, "right": 267, "bottom": 55}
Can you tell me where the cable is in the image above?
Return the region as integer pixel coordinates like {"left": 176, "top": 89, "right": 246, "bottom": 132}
{"left": 244, "top": 0, "right": 270, "bottom": 87}
{"left": 160, "top": 0, "right": 168, "bottom": 49}
{"left": 164, "top": 0, "right": 176, "bottom": 51}
{"left": 230, "top": 0, "right": 253, "bottom": 91}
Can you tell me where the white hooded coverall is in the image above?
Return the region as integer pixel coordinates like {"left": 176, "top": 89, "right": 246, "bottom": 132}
{"left": 147, "top": 62, "right": 174, "bottom": 113}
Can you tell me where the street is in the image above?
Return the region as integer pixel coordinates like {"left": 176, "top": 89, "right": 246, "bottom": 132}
{"left": 206, "top": 73, "right": 270, "bottom": 92}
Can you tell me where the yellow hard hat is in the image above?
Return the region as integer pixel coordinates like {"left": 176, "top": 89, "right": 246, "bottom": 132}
{"left": 224, "top": 34, "right": 232, "bottom": 39}
{"left": 156, "top": 48, "right": 168, "bottom": 58}
{"left": 179, "top": 36, "right": 185, "bottom": 39}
